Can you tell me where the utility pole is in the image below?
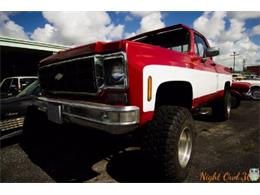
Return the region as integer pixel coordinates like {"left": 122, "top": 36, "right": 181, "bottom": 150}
{"left": 230, "top": 51, "right": 239, "bottom": 72}
{"left": 243, "top": 58, "right": 246, "bottom": 72}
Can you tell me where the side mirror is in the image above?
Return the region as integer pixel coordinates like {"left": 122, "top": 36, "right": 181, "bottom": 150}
{"left": 205, "top": 47, "right": 220, "bottom": 57}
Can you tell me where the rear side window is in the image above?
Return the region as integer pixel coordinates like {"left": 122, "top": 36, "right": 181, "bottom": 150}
{"left": 194, "top": 34, "right": 208, "bottom": 57}
{"left": 134, "top": 28, "right": 191, "bottom": 53}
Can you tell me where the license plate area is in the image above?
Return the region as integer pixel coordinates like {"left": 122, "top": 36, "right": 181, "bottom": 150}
{"left": 47, "top": 103, "right": 63, "bottom": 124}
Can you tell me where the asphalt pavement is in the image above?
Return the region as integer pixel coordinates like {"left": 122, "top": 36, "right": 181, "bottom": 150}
{"left": 0, "top": 100, "right": 259, "bottom": 183}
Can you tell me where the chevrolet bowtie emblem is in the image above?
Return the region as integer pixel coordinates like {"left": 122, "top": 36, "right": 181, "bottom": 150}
{"left": 55, "top": 73, "right": 63, "bottom": 80}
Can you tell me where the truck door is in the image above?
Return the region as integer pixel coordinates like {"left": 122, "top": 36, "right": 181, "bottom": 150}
{"left": 192, "top": 34, "right": 218, "bottom": 100}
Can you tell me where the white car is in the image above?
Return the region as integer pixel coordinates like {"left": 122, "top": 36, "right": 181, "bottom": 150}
{"left": 240, "top": 79, "right": 260, "bottom": 100}
{"left": 0, "top": 76, "right": 38, "bottom": 98}
{"left": 232, "top": 73, "right": 260, "bottom": 100}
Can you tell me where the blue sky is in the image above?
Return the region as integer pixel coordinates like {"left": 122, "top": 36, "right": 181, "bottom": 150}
{"left": 0, "top": 11, "right": 260, "bottom": 68}
{"left": 8, "top": 12, "right": 203, "bottom": 33}
{"left": 6, "top": 11, "right": 259, "bottom": 43}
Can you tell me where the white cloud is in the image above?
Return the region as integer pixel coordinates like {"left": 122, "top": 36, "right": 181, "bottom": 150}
{"left": 228, "top": 12, "right": 260, "bottom": 21}
{"left": 251, "top": 25, "right": 260, "bottom": 35}
{"left": 138, "top": 12, "right": 165, "bottom": 33}
{"left": 108, "top": 24, "right": 124, "bottom": 39}
{"left": 124, "top": 15, "right": 133, "bottom": 22}
{"left": 31, "top": 24, "right": 59, "bottom": 43}
{"left": 0, "top": 12, "right": 28, "bottom": 39}
{"left": 31, "top": 12, "right": 125, "bottom": 46}
{"left": 124, "top": 11, "right": 165, "bottom": 38}
{"left": 193, "top": 11, "right": 260, "bottom": 69}
{"left": 124, "top": 32, "right": 136, "bottom": 39}
{"left": 130, "top": 11, "right": 156, "bottom": 18}
{"left": 219, "top": 19, "right": 245, "bottom": 42}
{"left": 193, "top": 12, "right": 226, "bottom": 40}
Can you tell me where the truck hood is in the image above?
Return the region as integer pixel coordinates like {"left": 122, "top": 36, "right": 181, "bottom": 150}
{"left": 39, "top": 40, "right": 129, "bottom": 67}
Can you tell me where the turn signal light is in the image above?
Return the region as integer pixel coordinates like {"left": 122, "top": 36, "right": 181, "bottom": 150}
{"left": 147, "top": 76, "right": 152, "bottom": 101}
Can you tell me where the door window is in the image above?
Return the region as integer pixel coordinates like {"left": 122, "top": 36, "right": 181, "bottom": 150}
{"left": 194, "top": 34, "right": 208, "bottom": 57}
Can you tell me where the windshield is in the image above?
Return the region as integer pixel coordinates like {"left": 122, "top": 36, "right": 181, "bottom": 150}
{"left": 17, "top": 80, "right": 40, "bottom": 97}
{"left": 132, "top": 28, "right": 190, "bottom": 53}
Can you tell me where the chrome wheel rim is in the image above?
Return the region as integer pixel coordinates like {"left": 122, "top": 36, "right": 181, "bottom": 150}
{"left": 226, "top": 92, "right": 231, "bottom": 116}
{"left": 251, "top": 89, "right": 260, "bottom": 100}
{"left": 178, "top": 127, "right": 192, "bottom": 168}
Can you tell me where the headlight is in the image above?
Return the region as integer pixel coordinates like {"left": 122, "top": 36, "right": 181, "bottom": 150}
{"left": 103, "top": 54, "right": 127, "bottom": 88}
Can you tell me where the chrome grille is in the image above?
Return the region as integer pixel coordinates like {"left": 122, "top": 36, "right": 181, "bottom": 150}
{"left": 39, "top": 57, "right": 98, "bottom": 95}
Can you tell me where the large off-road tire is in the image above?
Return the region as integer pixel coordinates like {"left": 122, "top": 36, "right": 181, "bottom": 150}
{"left": 143, "top": 106, "right": 194, "bottom": 182}
{"left": 212, "top": 88, "right": 231, "bottom": 121}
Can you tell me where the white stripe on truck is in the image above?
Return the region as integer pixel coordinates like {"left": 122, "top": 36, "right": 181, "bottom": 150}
{"left": 143, "top": 65, "right": 232, "bottom": 112}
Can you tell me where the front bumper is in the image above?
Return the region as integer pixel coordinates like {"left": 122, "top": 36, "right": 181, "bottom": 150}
{"left": 35, "top": 97, "right": 140, "bottom": 134}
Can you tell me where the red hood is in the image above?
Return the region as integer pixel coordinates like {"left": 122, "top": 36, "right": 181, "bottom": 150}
{"left": 39, "top": 40, "right": 129, "bottom": 66}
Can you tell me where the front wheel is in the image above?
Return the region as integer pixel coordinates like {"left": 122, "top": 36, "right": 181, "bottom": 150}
{"left": 143, "top": 106, "right": 194, "bottom": 182}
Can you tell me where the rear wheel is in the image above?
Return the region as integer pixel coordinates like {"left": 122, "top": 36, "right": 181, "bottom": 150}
{"left": 143, "top": 106, "right": 194, "bottom": 182}
{"left": 212, "top": 89, "right": 231, "bottom": 121}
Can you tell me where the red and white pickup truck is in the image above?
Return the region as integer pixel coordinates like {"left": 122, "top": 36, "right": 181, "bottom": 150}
{"left": 27, "top": 24, "right": 232, "bottom": 182}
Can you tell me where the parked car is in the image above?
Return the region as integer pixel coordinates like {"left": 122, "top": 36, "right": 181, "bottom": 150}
{"left": 0, "top": 80, "right": 41, "bottom": 140}
{"left": 232, "top": 73, "right": 245, "bottom": 81}
{"left": 232, "top": 73, "right": 260, "bottom": 100}
{"left": 25, "top": 24, "right": 232, "bottom": 182}
{"left": 244, "top": 74, "right": 259, "bottom": 80}
{"left": 240, "top": 79, "right": 260, "bottom": 100}
{"left": 0, "top": 76, "right": 37, "bottom": 98}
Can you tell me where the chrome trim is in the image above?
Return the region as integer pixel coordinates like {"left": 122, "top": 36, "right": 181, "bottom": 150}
{"left": 43, "top": 90, "right": 100, "bottom": 96}
{"left": 39, "top": 51, "right": 128, "bottom": 96}
{"left": 157, "top": 27, "right": 183, "bottom": 35}
{"left": 0, "top": 129, "right": 23, "bottom": 141}
{"left": 63, "top": 111, "right": 138, "bottom": 126}
{"left": 226, "top": 92, "right": 232, "bottom": 116}
{"left": 101, "top": 52, "right": 128, "bottom": 90}
{"left": 39, "top": 55, "right": 99, "bottom": 96}
{"left": 39, "top": 55, "right": 95, "bottom": 69}
{"left": 63, "top": 115, "right": 138, "bottom": 134}
{"left": 249, "top": 86, "right": 260, "bottom": 100}
{"left": 37, "top": 97, "right": 137, "bottom": 112}
{"left": 178, "top": 127, "right": 192, "bottom": 168}
{"left": 0, "top": 117, "right": 24, "bottom": 131}
{"left": 36, "top": 96, "right": 139, "bottom": 134}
